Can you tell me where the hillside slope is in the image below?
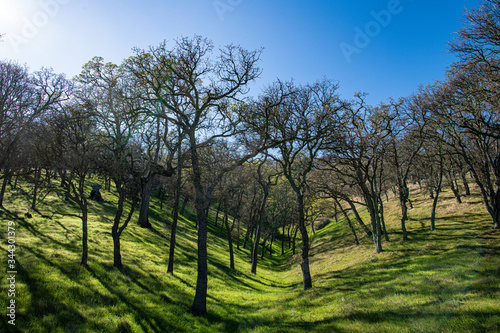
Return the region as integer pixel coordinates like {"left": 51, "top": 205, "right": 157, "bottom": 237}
{"left": 0, "top": 182, "right": 499, "bottom": 332}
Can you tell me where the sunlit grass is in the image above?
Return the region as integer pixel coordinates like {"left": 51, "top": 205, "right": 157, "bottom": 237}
{"left": 0, "top": 179, "right": 498, "bottom": 332}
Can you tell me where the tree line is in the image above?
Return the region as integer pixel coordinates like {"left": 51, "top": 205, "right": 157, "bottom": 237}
{"left": 0, "top": 0, "right": 498, "bottom": 316}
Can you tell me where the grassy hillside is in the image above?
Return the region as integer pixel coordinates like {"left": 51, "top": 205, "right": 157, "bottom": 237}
{"left": 0, "top": 181, "right": 499, "bottom": 332}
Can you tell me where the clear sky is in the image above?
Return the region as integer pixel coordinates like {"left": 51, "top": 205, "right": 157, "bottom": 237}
{"left": 0, "top": 0, "right": 479, "bottom": 105}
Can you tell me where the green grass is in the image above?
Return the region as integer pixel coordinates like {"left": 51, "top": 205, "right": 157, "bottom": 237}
{"left": 0, "top": 181, "right": 499, "bottom": 332}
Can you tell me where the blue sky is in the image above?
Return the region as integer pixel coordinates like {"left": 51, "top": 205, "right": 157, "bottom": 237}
{"left": 0, "top": 0, "right": 479, "bottom": 105}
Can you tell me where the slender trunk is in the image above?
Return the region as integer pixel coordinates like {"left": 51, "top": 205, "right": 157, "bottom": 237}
{"left": 237, "top": 218, "right": 241, "bottom": 250}
{"left": 251, "top": 223, "right": 261, "bottom": 274}
{"left": 366, "top": 195, "right": 382, "bottom": 254}
{"left": 269, "top": 234, "right": 274, "bottom": 257}
{"left": 292, "top": 227, "right": 298, "bottom": 255}
{"left": 261, "top": 234, "right": 269, "bottom": 259}
{"left": 137, "top": 175, "right": 153, "bottom": 228}
{"left": 0, "top": 173, "right": 9, "bottom": 208}
{"left": 59, "top": 170, "right": 67, "bottom": 188}
{"left": 335, "top": 199, "right": 359, "bottom": 246}
{"left": 379, "top": 195, "right": 389, "bottom": 242}
{"left": 180, "top": 197, "right": 189, "bottom": 215}
{"left": 167, "top": 155, "right": 182, "bottom": 274}
{"left": 281, "top": 222, "right": 286, "bottom": 255}
{"left": 189, "top": 141, "right": 208, "bottom": 317}
{"left": 347, "top": 200, "right": 372, "bottom": 238}
{"left": 12, "top": 174, "right": 18, "bottom": 190}
{"left": 112, "top": 183, "right": 125, "bottom": 269}
{"left": 224, "top": 207, "right": 235, "bottom": 270}
{"left": 398, "top": 182, "right": 409, "bottom": 241}
{"left": 81, "top": 205, "right": 88, "bottom": 266}
{"left": 214, "top": 201, "right": 222, "bottom": 228}
{"left": 112, "top": 183, "right": 137, "bottom": 269}
{"left": 461, "top": 171, "right": 470, "bottom": 196}
{"left": 449, "top": 175, "right": 462, "bottom": 204}
{"left": 31, "top": 168, "right": 41, "bottom": 211}
{"left": 296, "top": 194, "right": 312, "bottom": 290}
{"left": 431, "top": 160, "right": 444, "bottom": 231}
{"left": 243, "top": 224, "right": 251, "bottom": 249}
{"left": 430, "top": 189, "right": 441, "bottom": 231}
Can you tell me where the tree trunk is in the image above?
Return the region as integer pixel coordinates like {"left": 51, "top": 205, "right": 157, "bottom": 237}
{"left": 112, "top": 181, "right": 137, "bottom": 269}
{"left": 251, "top": 223, "right": 261, "bottom": 274}
{"left": 431, "top": 160, "right": 444, "bottom": 231}
{"left": 398, "top": 182, "right": 409, "bottom": 241}
{"left": 493, "top": 207, "right": 500, "bottom": 229}
{"left": 137, "top": 174, "right": 154, "bottom": 228}
{"left": 292, "top": 227, "right": 298, "bottom": 255}
{"left": 336, "top": 199, "right": 359, "bottom": 246}
{"left": 243, "top": 224, "right": 252, "bottom": 250}
{"left": 237, "top": 218, "right": 241, "bottom": 250}
{"left": 347, "top": 200, "right": 372, "bottom": 238}
{"left": 461, "top": 172, "right": 471, "bottom": 196}
{"left": 296, "top": 194, "right": 312, "bottom": 290}
{"left": 449, "top": 175, "right": 462, "bottom": 204}
{"left": 223, "top": 207, "right": 235, "bottom": 270}
{"left": 81, "top": 205, "right": 88, "bottom": 266}
{"left": 112, "top": 183, "right": 125, "bottom": 269}
{"left": 261, "top": 234, "right": 269, "bottom": 259}
{"left": 214, "top": 201, "right": 222, "bottom": 229}
{"left": 0, "top": 172, "right": 9, "bottom": 208}
{"left": 269, "top": 234, "right": 274, "bottom": 257}
{"left": 366, "top": 196, "right": 382, "bottom": 254}
{"left": 189, "top": 142, "right": 208, "bottom": 317}
{"left": 167, "top": 155, "right": 182, "bottom": 274}
{"left": 180, "top": 197, "right": 189, "bottom": 215}
{"left": 379, "top": 196, "right": 389, "bottom": 242}
{"left": 281, "top": 222, "right": 286, "bottom": 255}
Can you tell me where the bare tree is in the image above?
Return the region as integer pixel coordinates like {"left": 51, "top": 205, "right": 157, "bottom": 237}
{"left": 267, "top": 79, "right": 344, "bottom": 289}
{"left": 127, "top": 36, "right": 281, "bottom": 315}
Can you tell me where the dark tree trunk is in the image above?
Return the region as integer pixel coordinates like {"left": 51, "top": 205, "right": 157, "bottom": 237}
{"left": 81, "top": 206, "right": 88, "bottom": 266}
{"left": 180, "top": 197, "right": 189, "bottom": 215}
{"left": 292, "top": 227, "right": 298, "bottom": 255}
{"left": 223, "top": 207, "right": 235, "bottom": 270}
{"left": 269, "top": 234, "right": 274, "bottom": 257}
{"left": 189, "top": 142, "right": 208, "bottom": 317}
{"left": 336, "top": 199, "right": 359, "bottom": 246}
{"left": 167, "top": 155, "right": 183, "bottom": 274}
{"left": 347, "top": 200, "right": 372, "bottom": 238}
{"left": 379, "top": 196, "right": 389, "bottom": 242}
{"left": 31, "top": 168, "right": 41, "bottom": 211}
{"left": 449, "top": 175, "right": 462, "bottom": 204}
{"left": 431, "top": 160, "right": 444, "bottom": 231}
{"left": 214, "top": 201, "right": 222, "bottom": 229}
{"left": 243, "top": 224, "right": 252, "bottom": 250}
{"left": 137, "top": 174, "right": 154, "bottom": 228}
{"left": 296, "top": 194, "right": 312, "bottom": 290}
{"left": 281, "top": 222, "right": 286, "bottom": 255}
{"left": 237, "top": 218, "right": 241, "bottom": 250}
{"left": 251, "top": 223, "right": 261, "bottom": 274}
{"left": 0, "top": 171, "right": 9, "bottom": 208}
{"left": 261, "top": 234, "right": 269, "bottom": 259}
{"left": 366, "top": 195, "right": 382, "bottom": 254}
{"left": 461, "top": 171, "right": 471, "bottom": 196}
{"left": 493, "top": 207, "right": 500, "bottom": 230}
{"left": 59, "top": 170, "right": 67, "bottom": 188}
{"left": 12, "top": 174, "right": 18, "bottom": 190}
{"left": 430, "top": 189, "right": 441, "bottom": 231}
{"left": 398, "top": 182, "right": 409, "bottom": 241}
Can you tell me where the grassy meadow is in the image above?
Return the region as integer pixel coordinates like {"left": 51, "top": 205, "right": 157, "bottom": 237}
{"left": 0, "top": 180, "right": 499, "bottom": 332}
